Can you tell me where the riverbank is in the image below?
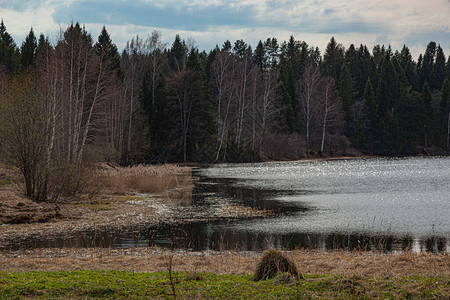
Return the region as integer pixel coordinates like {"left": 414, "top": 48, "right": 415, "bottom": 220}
{"left": 0, "top": 163, "right": 269, "bottom": 250}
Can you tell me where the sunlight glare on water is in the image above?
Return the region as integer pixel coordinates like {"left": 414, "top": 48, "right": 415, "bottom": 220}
{"left": 199, "top": 157, "right": 450, "bottom": 238}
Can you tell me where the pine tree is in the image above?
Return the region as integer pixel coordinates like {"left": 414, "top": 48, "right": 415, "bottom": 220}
{"left": 264, "top": 37, "right": 279, "bottom": 66}
{"left": 359, "top": 78, "right": 376, "bottom": 149}
{"left": 222, "top": 40, "right": 232, "bottom": 52}
{"left": 169, "top": 34, "right": 186, "bottom": 72}
{"left": 233, "top": 39, "right": 248, "bottom": 58}
{"left": 20, "top": 27, "right": 37, "bottom": 69}
{"left": 338, "top": 63, "right": 356, "bottom": 112}
{"left": 439, "top": 77, "right": 450, "bottom": 149}
{"left": 254, "top": 40, "right": 266, "bottom": 72}
{"left": 419, "top": 42, "right": 436, "bottom": 89}
{"left": 372, "top": 44, "right": 386, "bottom": 68}
{"left": 430, "top": 45, "right": 446, "bottom": 91}
{"left": 355, "top": 45, "right": 374, "bottom": 97}
{"left": 374, "top": 54, "right": 405, "bottom": 153}
{"left": 420, "top": 81, "right": 434, "bottom": 147}
{"left": 0, "top": 20, "right": 20, "bottom": 73}
{"left": 447, "top": 55, "right": 450, "bottom": 80}
{"left": 397, "top": 45, "right": 418, "bottom": 90}
{"left": 95, "top": 26, "right": 121, "bottom": 75}
{"left": 323, "top": 37, "right": 344, "bottom": 81}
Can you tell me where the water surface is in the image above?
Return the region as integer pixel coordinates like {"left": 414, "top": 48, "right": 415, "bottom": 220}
{"left": 5, "top": 157, "right": 449, "bottom": 252}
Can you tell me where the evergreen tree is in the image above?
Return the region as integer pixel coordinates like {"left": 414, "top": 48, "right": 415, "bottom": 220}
{"left": 430, "top": 45, "right": 446, "bottom": 91}
{"left": 338, "top": 63, "right": 356, "bottom": 112}
{"left": 95, "top": 26, "right": 121, "bottom": 75}
{"left": 222, "top": 40, "right": 232, "bottom": 52}
{"left": 420, "top": 81, "right": 434, "bottom": 147}
{"left": 356, "top": 78, "right": 375, "bottom": 149}
{"left": 233, "top": 39, "right": 248, "bottom": 58}
{"left": 354, "top": 45, "right": 374, "bottom": 97}
{"left": 186, "top": 49, "right": 214, "bottom": 159}
{"left": 374, "top": 54, "right": 404, "bottom": 153}
{"left": 278, "top": 36, "right": 303, "bottom": 132}
{"left": 323, "top": 37, "right": 344, "bottom": 81}
{"left": 0, "top": 20, "right": 20, "bottom": 73}
{"left": 397, "top": 45, "right": 418, "bottom": 90}
{"left": 36, "top": 33, "right": 49, "bottom": 56}
{"left": 439, "top": 77, "right": 450, "bottom": 148}
{"left": 169, "top": 34, "right": 186, "bottom": 72}
{"left": 372, "top": 44, "right": 386, "bottom": 67}
{"left": 447, "top": 55, "right": 450, "bottom": 80}
{"left": 20, "top": 27, "right": 37, "bottom": 69}
{"left": 264, "top": 37, "right": 279, "bottom": 66}
{"left": 419, "top": 42, "right": 436, "bottom": 89}
{"left": 254, "top": 40, "right": 266, "bottom": 72}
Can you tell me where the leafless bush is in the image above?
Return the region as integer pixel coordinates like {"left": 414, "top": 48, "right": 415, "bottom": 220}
{"left": 262, "top": 133, "right": 305, "bottom": 159}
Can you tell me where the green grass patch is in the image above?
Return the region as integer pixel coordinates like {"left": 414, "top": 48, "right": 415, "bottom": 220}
{"left": 0, "top": 270, "right": 448, "bottom": 299}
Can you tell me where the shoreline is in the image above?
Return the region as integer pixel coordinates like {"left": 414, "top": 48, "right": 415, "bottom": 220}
{"left": 0, "top": 164, "right": 270, "bottom": 251}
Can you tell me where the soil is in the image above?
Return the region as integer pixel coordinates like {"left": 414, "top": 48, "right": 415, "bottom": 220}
{"left": 0, "top": 191, "right": 61, "bottom": 224}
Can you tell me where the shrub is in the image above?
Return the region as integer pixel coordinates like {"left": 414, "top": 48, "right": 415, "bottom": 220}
{"left": 253, "top": 249, "right": 302, "bottom": 281}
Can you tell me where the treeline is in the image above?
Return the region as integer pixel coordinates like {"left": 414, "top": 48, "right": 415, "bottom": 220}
{"left": 1, "top": 21, "right": 450, "bottom": 172}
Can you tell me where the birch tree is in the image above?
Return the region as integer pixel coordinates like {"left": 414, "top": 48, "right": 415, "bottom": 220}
{"left": 320, "top": 77, "right": 341, "bottom": 153}
{"left": 298, "top": 62, "right": 323, "bottom": 152}
{"left": 211, "top": 50, "right": 234, "bottom": 161}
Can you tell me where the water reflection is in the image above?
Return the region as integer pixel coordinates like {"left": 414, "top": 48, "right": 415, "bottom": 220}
{"left": 143, "top": 221, "right": 450, "bottom": 252}
{"left": 2, "top": 157, "right": 449, "bottom": 253}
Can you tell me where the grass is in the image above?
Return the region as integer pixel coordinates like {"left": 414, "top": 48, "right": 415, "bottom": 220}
{"left": 98, "top": 164, "right": 192, "bottom": 195}
{"left": 0, "top": 270, "right": 448, "bottom": 299}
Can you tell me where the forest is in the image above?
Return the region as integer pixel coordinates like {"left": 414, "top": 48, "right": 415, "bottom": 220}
{"left": 1, "top": 21, "right": 450, "bottom": 200}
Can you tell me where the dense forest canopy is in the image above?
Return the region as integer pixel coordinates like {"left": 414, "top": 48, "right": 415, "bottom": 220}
{"left": 1, "top": 21, "right": 450, "bottom": 173}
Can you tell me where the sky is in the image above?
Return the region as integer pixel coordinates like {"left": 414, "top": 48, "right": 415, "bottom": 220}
{"left": 1, "top": 0, "right": 449, "bottom": 59}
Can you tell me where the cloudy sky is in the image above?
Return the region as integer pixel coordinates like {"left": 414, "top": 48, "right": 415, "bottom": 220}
{"left": 1, "top": 0, "right": 449, "bottom": 59}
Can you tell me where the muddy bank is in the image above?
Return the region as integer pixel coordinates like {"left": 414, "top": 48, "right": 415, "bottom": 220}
{"left": 0, "top": 192, "right": 61, "bottom": 224}
{"left": 0, "top": 164, "right": 270, "bottom": 250}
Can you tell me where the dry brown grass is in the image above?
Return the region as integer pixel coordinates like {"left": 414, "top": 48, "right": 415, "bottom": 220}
{"left": 97, "top": 164, "right": 192, "bottom": 196}
{"left": 0, "top": 248, "right": 448, "bottom": 279}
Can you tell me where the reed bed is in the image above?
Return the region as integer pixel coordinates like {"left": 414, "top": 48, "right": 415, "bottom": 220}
{"left": 97, "top": 164, "right": 192, "bottom": 195}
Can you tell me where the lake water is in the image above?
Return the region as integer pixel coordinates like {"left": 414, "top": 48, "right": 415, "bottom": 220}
{"left": 181, "top": 156, "right": 449, "bottom": 252}
{"left": 5, "top": 157, "right": 450, "bottom": 252}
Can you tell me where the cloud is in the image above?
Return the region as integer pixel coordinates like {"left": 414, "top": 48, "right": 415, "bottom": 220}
{"left": 52, "top": 0, "right": 258, "bottom": 31}
{"left": 0, "top": 0, "right": 449, "bottom": 59}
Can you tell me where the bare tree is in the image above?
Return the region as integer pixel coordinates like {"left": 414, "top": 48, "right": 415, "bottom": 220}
{"left": 211, "top": 50, "right": 234, "bottom": 161}
{"left": 257, "top": 67, "right": 279, "bottom": 153}
{"left": 0, "top": 72, "right": 49, "bottom": 200}
{"left": 298, "top": 63, "right": 323, "bottom": 153}
{"left": 122, "top": 35, "right": 145, "bottom": 163}
{"left": 167, "top": 70, "right": 203, "bottom": 161}
{"left": 320, "top": 77, "right": 341, "bottom": 153}
{"left": 145, "top": 30, "right": 167, "bottom": 108}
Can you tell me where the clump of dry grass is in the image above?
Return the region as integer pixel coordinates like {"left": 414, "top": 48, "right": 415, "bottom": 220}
{"left": 253, "top": 249, "right": 302, "bottom": 281}
{"left": 97, "top": 164, "right": 192, "bottom": 196}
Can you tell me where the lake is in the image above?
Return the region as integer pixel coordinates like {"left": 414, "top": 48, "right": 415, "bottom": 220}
{"left": 178, "top": 156, "right": 449, "bottom": 252}
{"left": 6, "top": 157, "right": 450, "bottom": 252}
